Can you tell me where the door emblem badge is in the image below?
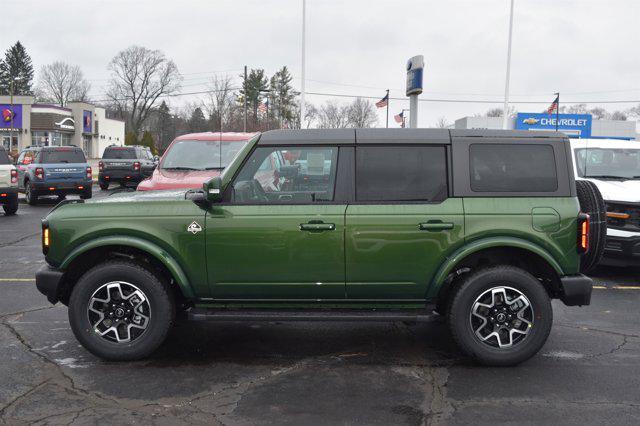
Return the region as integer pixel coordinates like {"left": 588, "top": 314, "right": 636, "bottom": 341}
{"left": 187, "top": 221, "right": 203, "bottom": 234}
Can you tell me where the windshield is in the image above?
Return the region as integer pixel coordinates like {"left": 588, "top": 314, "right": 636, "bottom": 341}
{"left": 103, "top": 147, "right": 136, "bottom": 159}
{"left": 0, "top": 149, "right": 10, "bottom": 165}
{"left": 161, "top": 139, "right": 245, "bottom": 171}
{"left": 575, "top": 148, "right": 640, "bottom": 179}
{"left": 40, "top": 149, "right": 86, "bottom": 164}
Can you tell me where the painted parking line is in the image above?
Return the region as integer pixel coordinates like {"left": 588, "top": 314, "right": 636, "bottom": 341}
{"left": 0, "top": 278, "right": 35, "bottom": 282}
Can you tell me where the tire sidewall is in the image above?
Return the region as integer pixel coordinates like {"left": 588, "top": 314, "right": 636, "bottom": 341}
{"left": 449, "top": 267, "right": 553, "bottom": 366}
{"left": 68, "top": 262, "right": 174, "bottom": 361}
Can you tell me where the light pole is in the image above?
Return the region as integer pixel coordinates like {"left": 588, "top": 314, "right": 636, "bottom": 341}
{"left": 300, "top": 0, "right": 306, "bottom": 129}
{"left": 502, "top": 0, "right": 515, "bottom": 130}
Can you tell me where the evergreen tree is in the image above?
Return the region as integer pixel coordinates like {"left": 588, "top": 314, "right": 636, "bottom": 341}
{"left": 188, "top": 107, "right": 208, "bottom": 133}
{"left": 140, "top": 131, "right": 157, "bottom": 155}
{"left": 0, "top": 41, "right": 34, "bottom": 95}
{"left": 124, "top": 132, "right": 138, "bottom": 146}
{"left": 269, "top": 66, "right": 296, "bottom": 127}
{"left": 155, "top": 101, "right": 175, "bottom": 153}
{"left": 239, "top": 69, "right": 268, "bottom": 123}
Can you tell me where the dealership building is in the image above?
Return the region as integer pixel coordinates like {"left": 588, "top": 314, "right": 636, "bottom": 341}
{"left": 0, "top": 95, "right": 125, "bottom": 158}
{"left": 454, "top": 113, "right": 638, "bottom": 140}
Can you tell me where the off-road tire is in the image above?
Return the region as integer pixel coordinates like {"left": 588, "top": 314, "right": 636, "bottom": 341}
{"left": 447, "top": 266, "right": 553, "bottom": 366}
{"left": 80, "top": 187, "right": 93, "bottom": 200}
{"left": 576, "top": 180, "right": 606, "bottom": 273}
{"left": 24, "top": 180, "right": 38, "bottom": 206}
{"left": 99, "top": 182, "right": 109, "bottom": 191}
{"left": 68, "top": 260, "right": 175, "bottom": 361}
{"left": 2, "top": 194, "right": 18, "bottom": 215}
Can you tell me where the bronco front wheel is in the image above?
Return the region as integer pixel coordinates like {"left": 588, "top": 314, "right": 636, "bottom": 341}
{"left": 68, "top": 260, "right": 174, "bottom": 361}
{"left": 447, "top": 266, "right": 553, "bottom": 366}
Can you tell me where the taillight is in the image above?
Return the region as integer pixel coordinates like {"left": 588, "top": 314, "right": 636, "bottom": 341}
{"left": 577, "top": 213, "right": 589, "bottom": 254}
{"left": 35, "top": 167, "right": 44, "bottom": 180}
{"left": 42, "top": 221, "right": 50, "bottom": 255}
{"left": 86, "top": 167, "right": 92, "bottom": 179}
{"left": 133, "top": 161, "right": 141, "bottom": 171}
{"left": 98, "top": 161, "right": 104, "bottom": 171}
{"left": 10, "top": 169, "right": 17, "bottom": 184}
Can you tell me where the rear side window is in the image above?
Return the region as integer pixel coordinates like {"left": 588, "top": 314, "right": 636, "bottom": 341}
{"left": 470, "top": 144, "right": 557, "bottom": 192}
{"left": 103, "top": 147, "right": 136, "bottom": 159}
{"left": 356, "top": 146, "right": 447, "bottom": 202}
{"left": 0, "top": 149, "right": 10, "bottom": 165}
{"left": 39, "top": 149, "right": 86, "bottom": 164}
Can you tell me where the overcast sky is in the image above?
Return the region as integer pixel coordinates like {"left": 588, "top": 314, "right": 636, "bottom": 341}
{"left": 6, "top": 0, "right": 640, "bottom": 127}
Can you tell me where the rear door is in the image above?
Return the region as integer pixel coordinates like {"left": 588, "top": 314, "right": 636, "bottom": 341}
{"left": 205, "top": 143, "right": 349, "bottom": 300}
{"left": 345, "top": 144, "right": 464, "bottom": 300}
{"left": 40, "top": 148, "right": 87, "bottom": 184}
{"left": 102, "top": 147, "right": 136, "bottom": 174}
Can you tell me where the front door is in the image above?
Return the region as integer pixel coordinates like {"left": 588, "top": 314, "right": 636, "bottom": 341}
{"left": 345, "top": 145, "right": 465, "bottom": 300}
{"left": 206, "top": 144, "right": 347, "bottom": 300}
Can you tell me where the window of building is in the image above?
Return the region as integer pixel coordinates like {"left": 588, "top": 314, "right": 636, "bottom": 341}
{"left": 470, "top": 144, "right": 558, "bottom": 192}
{"left": 231, "top": 146, "right": 339, "bottom": 204}
{"left": 355, "top": 146, "right": 448, "bottom": 202}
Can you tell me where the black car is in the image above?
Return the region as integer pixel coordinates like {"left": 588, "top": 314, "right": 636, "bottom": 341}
{"left": 98, "top": 145, "right": 158, "bottom": 190}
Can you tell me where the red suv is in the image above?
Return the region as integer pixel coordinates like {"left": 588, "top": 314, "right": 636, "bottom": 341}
{"left": 137, "top": 132, "right": 256, "bottom": 191}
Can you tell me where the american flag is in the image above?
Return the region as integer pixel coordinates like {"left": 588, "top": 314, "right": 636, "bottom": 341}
{"left": 546, "top": 95, "right": 559, "bottom": 114}
{"left": 375, "top": 93, "right": 389, "bottom": 108}
{"left": 258, "top": 100, "right": 268, "bottom": 113}
{"left": 394, "top": 111, "right": 404, "bottom": 123}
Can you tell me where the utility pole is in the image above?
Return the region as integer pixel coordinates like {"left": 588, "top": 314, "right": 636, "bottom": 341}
{"left": 385, "top": 89, "right": 389, "bottom": 128}
{"left": 502, "top": 0, "right": 515, "bottom": 130}
{"left": 300, "top": 0, "right": 306, "bottom": 129}
{"left": 243, "top": 65, "right": 248, "bottom": 132}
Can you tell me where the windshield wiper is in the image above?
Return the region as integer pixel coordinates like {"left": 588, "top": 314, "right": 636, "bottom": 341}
{"left": 163, "top": 166, "right": 201, "bottom": 171}
{"left": 202, "top": 166, "right": 225, "bottom": 170}
{"left": 584, "top": 175, "right": 629, "bottom": 180}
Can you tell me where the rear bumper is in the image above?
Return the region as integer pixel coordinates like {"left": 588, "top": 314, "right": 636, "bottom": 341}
{"left": 99, "top": 171, "right": 144, "bottom": 185}
{"left": 31, "top": 180, "right": 92, "bottom": 194}
{"left": 35, "top": 264, "right": 64, "bottom": 304}
{"left": 559, "top": 274, "right": 592, "bottom": 306}
{"left": 0, "top": 187, "right": 18, "bottom": 203}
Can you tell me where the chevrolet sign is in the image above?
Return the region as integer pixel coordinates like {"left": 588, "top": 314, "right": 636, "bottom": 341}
{"left": 516, "top": 113, "right": 592, "bottom": 138}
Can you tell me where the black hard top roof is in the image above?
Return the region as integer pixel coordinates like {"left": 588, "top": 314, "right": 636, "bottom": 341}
{"left": 258, "top": 128, "right": 567, "bottom": 145}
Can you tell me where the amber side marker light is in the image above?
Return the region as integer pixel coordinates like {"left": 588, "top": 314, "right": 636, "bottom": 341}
{"left": 577, "top": 213, "right": 589, "bottom": 254}
{"left": 606, "top": 212, "right": 630, "bottom": 219}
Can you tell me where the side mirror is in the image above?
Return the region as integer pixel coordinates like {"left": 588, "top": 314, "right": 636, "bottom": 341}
{"left": 153, "top": 155, "right": 160, "bottom": 162}
{"left": 204, "top": 176, "right": 223, "bottom": 202}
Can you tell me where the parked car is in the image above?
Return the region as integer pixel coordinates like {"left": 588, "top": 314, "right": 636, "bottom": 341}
{"left": 136, "top": 132, "right": 255, "bottom": 191}
{"left": 570, "top": 138, "right": 640, "bottom": 265}
{"left": 16, "top": 146, "right": 92, "bottom": 205}
{"left": 98, "top": 145, "right": 158, "bottom": 190}
{"left": 0, "top": 146, "right": 18, "bottom": 215}
{"left": 36, "top": 129, "right": 601, "bottom": 366}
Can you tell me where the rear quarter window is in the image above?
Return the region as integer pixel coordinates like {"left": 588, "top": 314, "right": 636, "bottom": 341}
{"left": 0, "top": 149, "right": 10, "bottom": 165}
{"left": 470, "top": 144, "right": 558, "bottom": 192}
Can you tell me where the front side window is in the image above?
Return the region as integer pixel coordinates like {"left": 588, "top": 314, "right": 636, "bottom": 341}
{"left": 356, "top": 146, "right": 447, "bottom": 202}
{"left": 574, "top": 148, "right": 640, "bottom": 180}
{"left": 231, "top": 146, "right": 338, "bottom": 204}
{"left": 162, "top": 139, "right": 246, "bottom": 171}
{"left": 470, "top": 144, "right": 558, "bottom": 192}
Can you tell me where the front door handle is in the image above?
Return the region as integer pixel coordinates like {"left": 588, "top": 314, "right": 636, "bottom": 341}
{"left": 300, "top": 222, "right": 335, "bottom": 231}
{"left": 419, "top": 222, "right": 454, "bottom": 231}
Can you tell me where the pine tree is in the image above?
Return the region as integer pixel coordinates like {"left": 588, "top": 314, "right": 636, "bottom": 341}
{"left": 239, "top": 69, "right": 268, "bottom": 123}
{"left": 188, "top": 107, "right": 208, "bottom": 133}
{"left": 269, "top": 66, "right": 296, "bottom": 127}
{"left": 124, "top": 132, "right": 138, "bottom": 146}
{"left": 155, "top": 101, "right": 175, "bottom": 153}
{"left": 0, "top": 41, "right": 34, "bottom": 95}
{"left": 140, "top": 131, "right": 157, "bottom": 155}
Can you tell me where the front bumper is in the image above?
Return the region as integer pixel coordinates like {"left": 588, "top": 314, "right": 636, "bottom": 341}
{"left": 602, "top": 228, "right": 640, "bottom": 263}
{"left": 35, "top": 264, "right": 64, "bottom": 304}
{"left": 559, "top": 274, "right": 592, "bottom": 306}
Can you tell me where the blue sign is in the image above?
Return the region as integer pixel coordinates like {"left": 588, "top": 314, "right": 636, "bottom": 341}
{"left": 406, "top": 55, "right": 424, "bottom": 96}
{"left": 516, "top": 113, "right": 592, "bottom": 138}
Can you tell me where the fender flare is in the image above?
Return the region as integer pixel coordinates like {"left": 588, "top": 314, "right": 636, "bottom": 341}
{"left": 426, "top": 237, "right": 564, "bottom": 299}
{"left": 59, "top": 235, "right": 195, "bottom": 299}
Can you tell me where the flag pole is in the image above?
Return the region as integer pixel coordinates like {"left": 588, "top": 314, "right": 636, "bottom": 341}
{"left": 555, "top": 92, "right": 559, "bottom": 131}
{"left": 502, "top": 0, "right": 515, "bottom": 130}
{"left": 385, "top": 89, "right": 389, "bottom": 128}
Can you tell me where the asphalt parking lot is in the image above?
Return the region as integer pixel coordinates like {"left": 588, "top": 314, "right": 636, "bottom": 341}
{"left": 1, "top": 188, "right": 639, "bottom": 425}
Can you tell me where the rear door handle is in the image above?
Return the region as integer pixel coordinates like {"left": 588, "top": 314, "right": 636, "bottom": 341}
{"left": 419, "top": 222, "right": 454, "bottom": 231}
{"left": 300, "top": 222, "right": 335, "bottom": 231}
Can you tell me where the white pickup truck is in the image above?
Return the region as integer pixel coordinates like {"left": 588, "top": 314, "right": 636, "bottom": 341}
{"left": 0, "top": 147, "right": 18, "bottom": 215}
{"left": 570, "top": 138, "right": 640, "bottom": 265}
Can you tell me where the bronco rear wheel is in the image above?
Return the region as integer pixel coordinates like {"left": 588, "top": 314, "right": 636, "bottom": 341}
{"left": 24, "top": 181, "right": 38, "bottom": 206}
{"left": 68, "top": 260, "right": 174, "bottom": 361}
{"left": 447, "top": 266, "right": 553, "bottom": 366}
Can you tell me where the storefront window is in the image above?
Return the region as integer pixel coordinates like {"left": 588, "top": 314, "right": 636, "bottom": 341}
{"left": 62, "top": 133, "right": 72, "bottom": 146}
{"left": 32, "top": 131, "right": 49, "bottom": 147}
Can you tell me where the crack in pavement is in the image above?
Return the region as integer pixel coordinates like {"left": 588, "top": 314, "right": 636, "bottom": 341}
{"left": 0, "top": 232, "right": 40, "bottom": 248}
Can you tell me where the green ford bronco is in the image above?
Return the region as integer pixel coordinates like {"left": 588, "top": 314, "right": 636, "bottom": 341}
{"left": 36, "top": 129, "right": 599, "bottom": 366}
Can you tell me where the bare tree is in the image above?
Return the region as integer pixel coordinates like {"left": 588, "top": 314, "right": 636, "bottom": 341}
{"left": 485, "top": 108, "right": 503, "bottom": 118}
{"left": 347, "top": 97, "right": 377, "bottom": 128}
{"left": 589, "top": 107, "right": 608, "bottom": 120}
{"left": 317, "top": 101, "right": 350, "bottom": 128}
{"left": 36, "top": 61, "right": 91, "bottom": 106}
{"left": 435, "top": 116, "right": 449, "bottom": 128}
{"left": 627, "top": 104, "right": 640, "bottom": 119}
{"left": 106, "top": 46, "right": 181, "bottom": 137}
{"left": 203, "top": 75, "right": 237, "bottom": 131}
{"left": 610, "top": 111, "right": 627, "bottom": 121}
{"left": 565, "top": 103, "right": 588, "bottom": 114}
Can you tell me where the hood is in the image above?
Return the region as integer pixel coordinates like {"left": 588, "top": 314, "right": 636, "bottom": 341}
{"left": 88, "top": 189, "right": 189, "bottom": 204}
{"left": 137, "top": 168, "right": 221, "bottom": 191}
{"left": 582, "top": 178, "right": 640, "bottom": 203}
